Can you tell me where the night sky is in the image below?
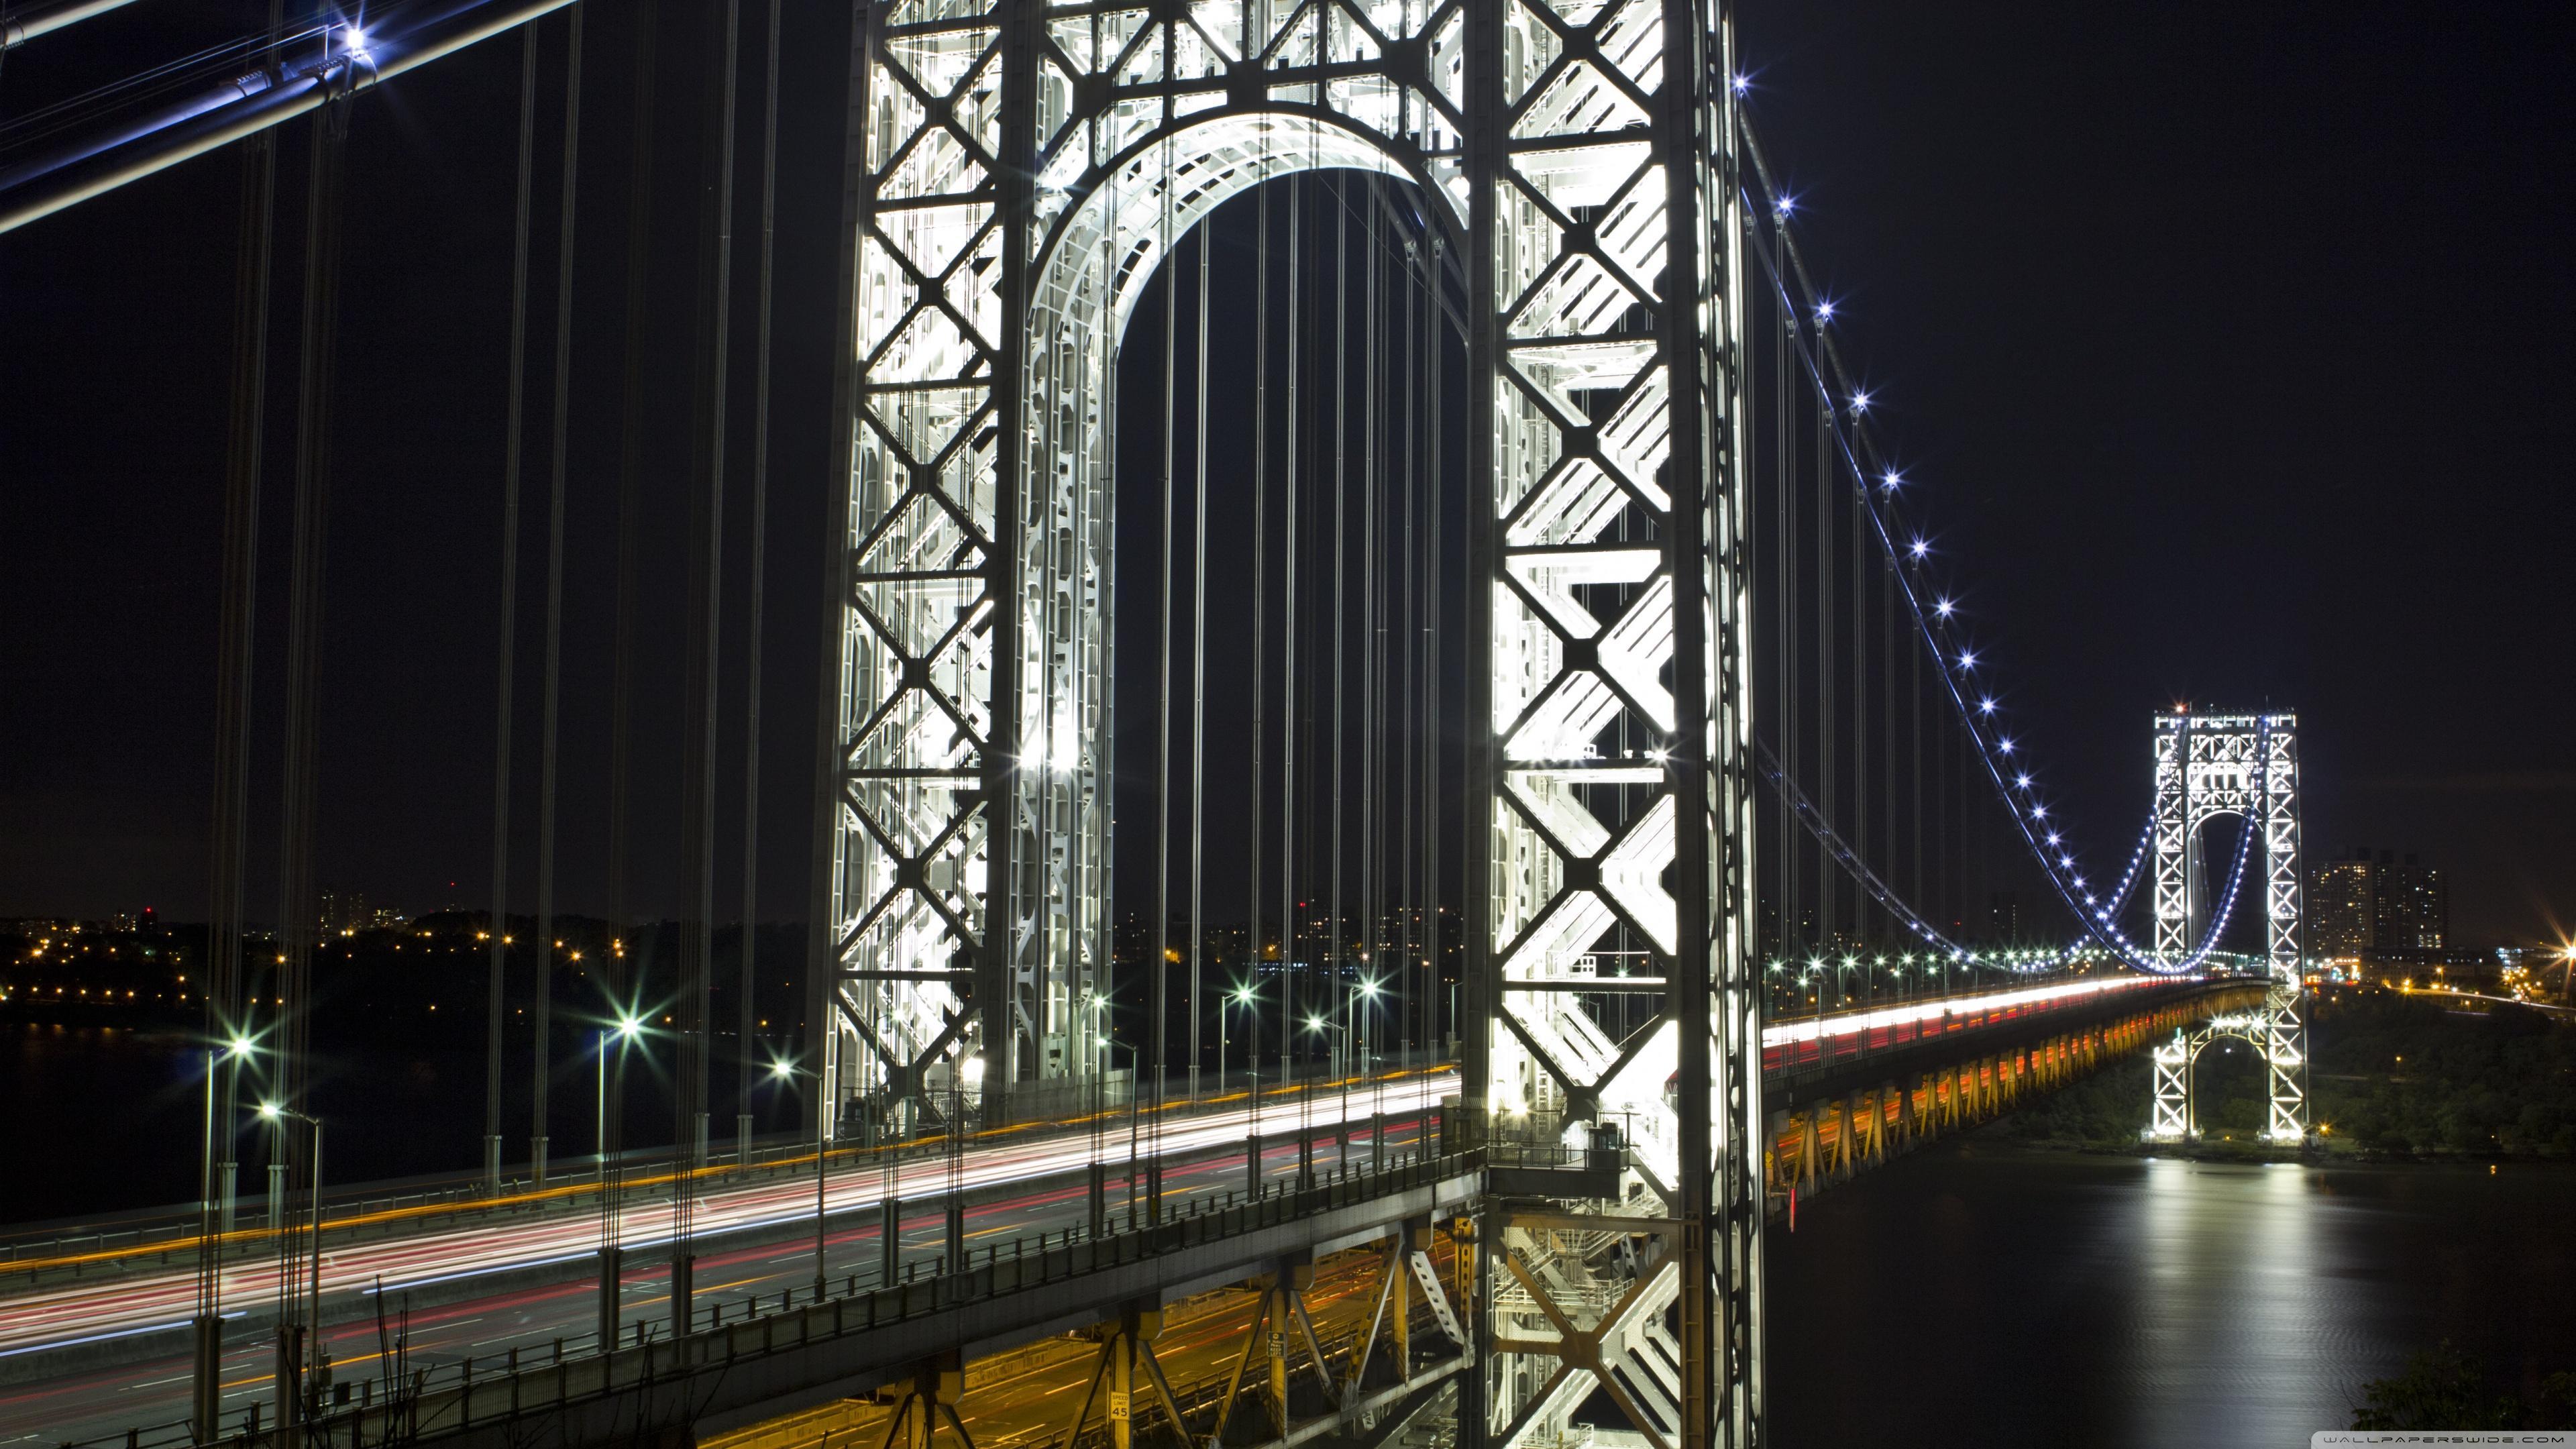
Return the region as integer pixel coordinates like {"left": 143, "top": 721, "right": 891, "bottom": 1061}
{"left": 1, "top": 2, "right": 2567, "bottom": 946}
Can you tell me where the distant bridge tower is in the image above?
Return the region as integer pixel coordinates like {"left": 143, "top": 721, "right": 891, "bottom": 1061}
{"left": 2145, "top": 708, "right": 2309, "bottom": 1142}
{"left": 814, "top": 6, "right": 1762, "bottom": 1447}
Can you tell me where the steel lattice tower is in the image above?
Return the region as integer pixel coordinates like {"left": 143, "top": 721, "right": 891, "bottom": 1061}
{"left": 2145, "top": 709, "right": 2309, "bottom": 1142}
{"left": 812, "top": 3, "right": 1763, "bottom": 1444}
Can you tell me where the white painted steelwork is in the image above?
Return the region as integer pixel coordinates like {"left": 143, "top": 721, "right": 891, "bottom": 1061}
{"left": 2143, "top": 710, "right": 2307, "bottom": 1142}
{"left": 821, "top": 3, "right": 1758, "bottom": 1445}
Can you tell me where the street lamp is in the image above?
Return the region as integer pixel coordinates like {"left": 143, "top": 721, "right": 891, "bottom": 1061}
{"left": 761, "top": 1053, "right": 832, "bottom": 1301}
{"left": 1224, "top": 985, "right": 1258, "bottom": 1093}
{"left": 257, "top": 1102, "right": 327, "bottom": 1417}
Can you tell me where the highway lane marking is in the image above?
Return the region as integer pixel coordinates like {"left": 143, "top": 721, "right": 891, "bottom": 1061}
{"left": 116, "top": 1373, "right": 190, "bottom": 1391}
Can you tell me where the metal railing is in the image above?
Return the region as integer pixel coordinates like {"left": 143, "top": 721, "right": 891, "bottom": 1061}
{"left": 60, "top": 1142, "right": 1483, "bottom": 1449}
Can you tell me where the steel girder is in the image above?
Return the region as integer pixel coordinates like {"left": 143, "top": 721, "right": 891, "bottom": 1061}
{"left": 826, "top": 3, "right": 1758, "bottom": 1442}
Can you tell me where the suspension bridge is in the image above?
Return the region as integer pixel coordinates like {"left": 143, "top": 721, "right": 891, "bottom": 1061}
{"left": 0, "top": 3, "right": 2314, "bottom": 1448}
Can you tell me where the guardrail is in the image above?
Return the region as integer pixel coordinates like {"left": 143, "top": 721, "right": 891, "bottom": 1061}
{"left": 61, "top": 1142, "right": 1487, "bottom": 1449}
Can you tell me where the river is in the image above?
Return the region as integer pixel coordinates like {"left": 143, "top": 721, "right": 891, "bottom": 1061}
{"left": 1764, "top": 1136, "right": 2576, "bottom": 1446}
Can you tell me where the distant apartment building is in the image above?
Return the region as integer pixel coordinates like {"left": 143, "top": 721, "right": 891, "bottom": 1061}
{"left": 2308, "top": 847, "right": 2447, "bottom": 959}
{"left": 2310, "top": 855, "right": 2375, "bottom": 959}
{"left": 2374, "top": 855, "right": 2448, "bottom": 950}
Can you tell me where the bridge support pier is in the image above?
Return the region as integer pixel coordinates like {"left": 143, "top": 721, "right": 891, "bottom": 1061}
{"left": 191, "top": 1313, "right": 221, "bottom": 1442}
{"left": 881, "top": 1352, "right": 971, "bottom": 1449}
{"left": 1057, "top": 1306, "right": 1190, "bottom": 1449}
{"left": 2141, "top": 984, "right": 2310, "bottom": 1144}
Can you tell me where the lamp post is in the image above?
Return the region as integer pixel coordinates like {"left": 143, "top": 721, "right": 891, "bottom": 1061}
{"left": 1224, "top": 985, "right": 1258, "bottom": 1096}
{"left": 763, "top": 1055, "right": 832, "bottom": 1299}
{"left": 256, "top": 1102, "right": 325, "bottom": 1427}
{"left": 598, "top": 1012, "right": 642, "bottom": 1350}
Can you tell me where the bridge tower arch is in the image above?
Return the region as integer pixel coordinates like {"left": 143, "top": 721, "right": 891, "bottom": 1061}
{"left": 817, "top": 5, "right": 1763, "bottom": 1448}
{"left": 2145, "top": 709, "right": 2308, "bottom": 1142}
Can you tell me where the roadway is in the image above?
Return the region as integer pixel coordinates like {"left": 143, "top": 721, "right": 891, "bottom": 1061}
{"left": 0, "top": 974, "right": 2210, "bottom": 1448}
{"left": 0, "top": 1077, "right": 1442, "bottom": 1449}
{"left": 699, "top": 1244, "right": 1442, "bottom": 1449}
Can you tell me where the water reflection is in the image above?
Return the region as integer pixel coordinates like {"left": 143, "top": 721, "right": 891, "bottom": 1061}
{"left": 1768, "top": 1142, "right": 2576, "bottom": 1448}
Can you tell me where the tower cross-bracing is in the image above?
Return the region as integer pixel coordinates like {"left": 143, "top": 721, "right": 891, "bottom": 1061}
{"left": 819, "top": 3, "right": 1763, "bottom": 1446}
{"left": 2144, "top": 709, "right": 2308, "bottom": 1142}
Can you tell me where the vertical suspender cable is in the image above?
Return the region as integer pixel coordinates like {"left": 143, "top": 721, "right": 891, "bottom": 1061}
{"left": 735, "top": 0, "right": 777, "bottom": 1162}
{"left": 1152, "top": 137, "right": 1175, "bottom": 1132}
{"left": 1774, "top": 305, "right": 1792, "bottom": 965}
{"left": 1189, "top": 220, "right": 1208, "bottom": 1096}
{"left": 1328, "top": 175, "right": 1347, "bottom": 1098}
{"left": 1279, "top": 172, "right": 1298, "bottom": 1105}
{"left": 599, "top": 0, "right": 657, "bottom": 1351}
{"left": 674, "top": 0, "right": 743, "bottom": 1326}
{"left": 1246, "top": 177, "right": 1268, "bottom": 1097}
{"left": 1358, "top": 177, "right": 1378, "bottom": 1097}
{"left": 484, "top": 23, "right": 540, "bottom": 1200}
{"left": 194, "top": 17, "right": 280, "bottom": 1429}
{"left": 1815, "top": 386, "right": 1835, "bottom": 963}
{"left": 531, "top": 3, "right": 583, "bottom": 1189}
{"left": 1425, "top": 235, "right": 1443, "bottom": 1055}
{"left": 1396, "top": 233, "right": 1417, "bottom": 1061}
{"left": 1883, "top": 524, "right": 1896, "bottom": 955}
{"left": 272, "top": 77, "right": 350, "bottom": 1424}
{"left": 1851, "top": 404, "right": 1867, "bottom": 956}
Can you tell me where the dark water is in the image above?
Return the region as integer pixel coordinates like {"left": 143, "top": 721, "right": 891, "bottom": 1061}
{"left": 1767, "top": 1138, "right": 2576, "bottom": 1448}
